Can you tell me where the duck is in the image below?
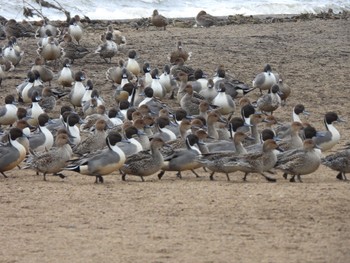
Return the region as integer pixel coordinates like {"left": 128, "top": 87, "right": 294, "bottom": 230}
{"left": 158, "top": 134, "right": 204, "bottom": 179}
{"left": 69, "top": 71, "right": 86, "bottom": 108}
{"left": 60, "top": 33, "right": 89, "bottom": 63}
{"left": 57, "top": 58, "right": 74, "bottom": 87}
{"left": 256, "top": 84, "right": 281, "bottom": 115}
{"left": 67, "top": 131, "right": 126, "bottom": 183}
{"left": 35, "top": 19, "right": 60, "bottom": 38}
{"left": 116, "top": 126, "right": 144, "bottom": 156}
{"left": 199, "top": 78, "right": 217, "bottom": 103}
{"left": 191, "top": 68, "right": 208, "bottom": 92}
{"left": 223, "top": 139, "right": 281, "bottom": 182}
{"left": 206, "top": 111, "right": 227, "bottom": 140}
{"left": 26, "top": 133, "right": 73, "bottom": 181}
{"left": 125, "top": 49, "right": 140, "bottom": 76}
{"left": 68, "top": 16, "right": 84, "bottom": 44}
{"left": 277, "top": 121, "right": 304, "bottom": 151}
{"left": 31, "top": 57, "right": 54, "bottom": 84}
{"left": 2, "top": 40, "right": 24, "bottom": 66}
{"left": 4, "top": 19, "right": 33, "bottom": 38}
{"left": 37, "top": 36, "right": 63, "bottom": 64}
{"left": 65, "top": 112, "right": 82, "bottom": 146}
{"left": 151, "top": 9, "right": 168, "bottom": 30}
{"left": 36, "top": 28, "right": 53, "bottom": 48}
{"left": 101, "top": 25, "right": 127, "bottom": 46}
{"left": 159, "top": 64, "right": 176, "bottom": 94}
{"left": 152, "top": 116, "right": 177, "bottom": 142}
{"left": 26, "top": 91, "right": 45, "bottom": 127}
{"left": 0, "top": 60, "right": 15, "bottom": 87}
{"left": 149, "top": 68, "right": 167, "bottom": 99}
{"left": 197, "top": 131, "right": 252, "bottom": 181}
{"left": 275, "top": 139, "right": 321, "bottom": 182}
{"left": 106, "top": 59, "right": 127, "bottom": 85}
{"left": 0, "top": 95, "right": 18, "bottom": 126}
{"left": 312, "top": 112, "right": 344, "bottom": 152}
{"left": 0, "top": 128, "right": 26, "bottom": 178}
{"left": 169, "top": 41, "right": 190, "bottom": 64}
{"left": 252, "top": 64, "right": 277, "bottom": 94}
{"left": 195, "top": 11, "right": 217, "bottom": 27}
{"left": 170, "top": 57, "right": 195, "bottom": 80}
{"left": 28, "top": 113, "right": 54, "bottom": 152}
{"left": 39, "top": 87, "right": 57, "bottom": 113}
{"left": 73, "top": 119, "right": 108, "bottom": 156}
{"left": 322, "top": 146, "right": 350, "bottom": 181}
{"left": 212, "top": 82, "right": 236, "bottom": 115}
{"left": 180, "top": 84, "right": 203, "bottom": 116}
{"left": 95, "top": 32, "right": 118, "bottom": 63}
{"left": 120, "top": 137, "right": 166, "bottom": 182}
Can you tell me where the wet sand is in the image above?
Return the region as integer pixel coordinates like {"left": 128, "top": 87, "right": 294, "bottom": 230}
{"left": 0, "top": 14, "right": 350, "bottom": 262}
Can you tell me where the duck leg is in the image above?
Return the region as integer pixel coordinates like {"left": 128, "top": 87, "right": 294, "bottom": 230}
{"left": 158, "top": 170, "right": 165, "bottom": 180}
{"left": 209, "top": 171, "right": 215, "bottom": 181}
{"left": 53, "top": 173, "right": 66, "bottom": 179}
{"left": 226, "top": 173, "right": 231, "bottom": 181}
{"left": 242, "top": 172, "right": 249, "bottom": 181}
{"left": 289, "top": 175, "right": 296, "bottom": 182}
{"left": 176, "top": 172, "right": 182, "bottom": 179}
{"left": 282, "top": 173, "right": 288, "bottom": 179}
{"left": 297, "top": 174, "right": 303, "bottom": 182}
{"left": 1, "top": 172, "right": 8, "bottom": 178}
{"left": 191, "top": 169, "right": 200, "bottom": 178}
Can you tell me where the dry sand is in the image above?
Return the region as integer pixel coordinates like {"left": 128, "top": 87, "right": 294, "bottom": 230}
{"left": 0, "top": 13, "right": 350, "bottom": 262}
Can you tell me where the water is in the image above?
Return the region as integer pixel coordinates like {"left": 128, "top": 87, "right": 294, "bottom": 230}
{"left": 0, "top": 0, "right": 349, "bottom": 21}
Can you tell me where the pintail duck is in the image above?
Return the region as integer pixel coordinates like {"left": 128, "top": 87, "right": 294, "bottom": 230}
{"left": 65, "top": 113, "right": 82, "bottom": 146}
{"left": 0, "top": 128, "right": 26, "bottom": 178}
{"left": 152, "top": 116, "right": 177, "bottom": 142}
{"left": 322, "top": 145, "right": 350, "bottom": 181}
{"left": 150, "top": 68, "right": 167, "bottom": 99}
{"left": 151, "top": 9, "right": 168, "bottom": 30}
{"left": 31, "top": 57, "right": 54, "bottom": 84}
{"left": 74, "top": 119, "right": 108, "bottom": 156}
{"left": 159, "top": 64, "right": 176, "bottom": 94}
{"left": 4, "top": 19, "right": 33, "bottom": 38}
{"left": 212, "top": 82, "right": 236, "bottom": 115}
{"left": 170, "top": 57, "right": 195, "bottom": 80}
{"left": 26, "top": 133, "right": 73, "bottom": 181}
{"left": 26, "top": 91, "right": 45, "bottom": 127}
{"left": 180, "top": 84, "right": 203, "bottom": 116}
{"left": 275, "top": 104, "right": 309, "bottom": 139}
{"left": 206, "top": 111, "right": 227, "bottom": 140}
{"left": 199, "top": 78, "right": 217, "bottom": 103}
{"left": 106, "top": 59, "right": 131, "bottom": 85}
{"left": 256, "top": 84, "right": 281, "bottom": 115}
{"left": 190, "top": 68, "right": 208, "bottom": 92}
{"left": 0, "top": 60, "right": 15, "bottom": 87}
{"left": 39, "top": 87, "right": 57, "bottom": 113}
{"left": 36, "top": 28, "right": 53, "bottom": 48}
{"left": 95, "top": 32, "right": 118, "bottom": 63}
{"left": 312, "top": 112, "right": 344, "bottom": 152}
{"left": 132, "top": 118, "right": 151, "bottom": 151}
{"left": 37, "top": 36, "right": 63, "bottom": 63}
{"left": 28, "top": 113, "right": 54, "bottom": 152}
{"left": 195, "top": 11, "right": 217, "bottom": 27}
{"left": 35, "top": 20, "right": 60, "bottom": 38}
{"left": 169, "top": 41, "right": 190, "bottom": 64}
{"left": 252, "top": 64, "right": 277, "bottom": 94}
{"left": 69, "top": 71, "right": 86, "bottom": 108}
{"left": 159, "top": 134, "right": 204, "bottom": 179}
{"left": 223, "top": 139, "right": 281, "bottom": 182}
{"left": 67, "top": 131, "right": 126, "bottom": 183}
{"left": 277, "top": 78, "right": 291, "bottom": 105}
{"left": 197, "top": 131, "right": 252, "bottom": 181}
{"left": 125, "top": 49, "right": 141, "bottom": 76}
{"left": 0, "top": 95, "right": 17, "bottom": 126}
{"left": 275, "top": 139, "right": 321, "bottom": 182}
{"left": 60, "top": 33, "right": 89, "bottom": 63}
{"left": 101, "top": 25, "right": 126, "bottom": 46}
{"left": 116, "top": 126, "right": 144, "bottom": 156}
{"left": 57, "top": 58, "right": 74, "bottom": 87}
{"left": 68, "top": 16, "right": 84, "bottom": 44}
{"left": 2, "top": 40, "right": 24, "bottom": 66}
{"left": 277, "top": 121, "right": 304, "bottom": 151}
{"left": 120, "top": 137, "right": 166, "bottom": 182}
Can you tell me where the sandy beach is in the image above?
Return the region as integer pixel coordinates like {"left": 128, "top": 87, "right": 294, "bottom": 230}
{"left": 0, "top": 12, "right": 350, "bottom": 262}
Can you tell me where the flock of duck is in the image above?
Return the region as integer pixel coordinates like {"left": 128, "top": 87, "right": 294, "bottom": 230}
{"left": 0, "top": 11, "right": 349, "bottom": 184}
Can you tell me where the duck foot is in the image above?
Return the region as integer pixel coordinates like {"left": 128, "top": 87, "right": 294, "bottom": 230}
{"left": 262, "top": 173, "right": 276, "bottom": 182}
{"left": 282, "top": 173, "right": 288, "bottom": 180}
{"left": 289, "top": 175, "right": 296, "bottom": 182}
{"left": 336, "top": 172, "right": 345, "bottom": 181}
{"left": 191, "top": 170, "right": 200, "bottom": 178}
{"left": 176, "top": 172, "right": 182, "bottom": 179}
{"left": 158, "top": 171, "right": 165, "bottom": 180}
{"left": 242, "top": 173, "right": 249, "bottom": 181}
{"left": 53, "top": 173, "right": 66, "bottom": 179}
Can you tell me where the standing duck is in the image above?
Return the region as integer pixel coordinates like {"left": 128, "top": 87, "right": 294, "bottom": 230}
{"left": 256, "top": 84, "right": 281, "bottom": 115}
{"left": 195, "top": 11, "right": 217, "bottom": 27}
{"left": 26, "top": 133, "right": 73, "bottom": 181}
{"left": 67, "top": 132, "right": 126, "bottom": 183}
{"left": 275, "top": 139, "right": 321, "bottom": 182}
{"left": 68, "top": 16, "right": 84, "bottom": 44}
{"left": 57, "top": 59, "right": 74, "bottom": 88}
{"left": 252, "top": 64, "right": 277, "bottom": 94}
{"left": 95, "top": 32, "right": 118, "bottom": 63}
{"left": 28, "top": 113, "right": 54, "bottom": 152}
{"left": 0, "top": 95, "right": 18, "bottom": 127}
{"left": 60, "top": 33, "right": 89, "bottom": 64}
{"left": 120, "top": 137, "right": 166, "bottom": 182}
{"left": 151, "top": 9, "right": 168, "bottom": 30}
{"left": 125, "top": 49, "right": 140, "bottom": 76}
{"left": 69, "top": 71, "right": 86, "bottom": 108}
{"left": 322, "top": 145, "right": 350, "bottom": 181}
{"left": 212, "top": 82, "right": 236, "bottom": 115}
